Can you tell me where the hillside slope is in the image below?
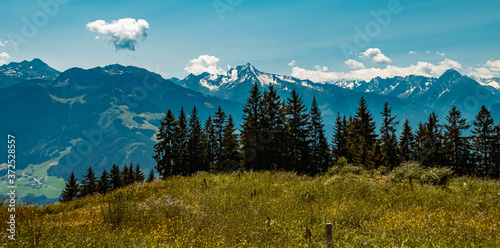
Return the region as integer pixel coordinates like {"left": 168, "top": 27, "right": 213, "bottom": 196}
{"left": 3, "top": 171, "right": 499, "bottom": 247}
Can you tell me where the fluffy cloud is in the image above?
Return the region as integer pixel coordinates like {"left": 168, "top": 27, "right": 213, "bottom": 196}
{"left": 436, "top": 52, "right": 445, "bottom": 56}
{"left": 360, "top": 48, "right": 392, "bottom": 64}
{"left": 290, "top": 58, "right": 463, "bottom": 82}
{"left": 86, "top": 18, "right": 149, "bottom": 51}
{"left": 486, "top": 59, "right": 500, "bottom": 72}
{"left": 344, "top": 59, "right": 365, "bottom": 69}
{"left": 0, "top": 52, "right": 11, "bottom": 65}
{"left": 467, "top": 67, "right": 494, "bottom": 79}
{"left": 185, "top": 55, "right": 225, "bottom": 75}
{"left": 288, "top": 60, "right": 296, "bottom": 67}
{"left": 409, "top": 51, "right": 416, "bottom": 55}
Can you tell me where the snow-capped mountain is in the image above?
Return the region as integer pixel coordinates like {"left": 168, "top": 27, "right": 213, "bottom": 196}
{"left": 476, "top": 77, "right": 500, "bottom": 90}
{"left": 0, "top": 58, "right": 60, "bottom": 88}
{"left": 330, "top": 69, "right": 500, "bottom": 120}
{"left": 174, "top": 63, "right": 431, "bottom": 134}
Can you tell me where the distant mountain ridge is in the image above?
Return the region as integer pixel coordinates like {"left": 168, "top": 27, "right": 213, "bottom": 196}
{"left": 0, "top": 58, "right": 60, "bottom": 88}
{"left": 0, "top": 61, "right": 242, "bottom": 205}
{"left": 328, "top": 69, "right": 500, "bottom": 120}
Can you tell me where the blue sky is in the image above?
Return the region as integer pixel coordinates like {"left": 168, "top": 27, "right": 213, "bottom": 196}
{"left": 0, "top": 0, "right": 499, "bottom": 81}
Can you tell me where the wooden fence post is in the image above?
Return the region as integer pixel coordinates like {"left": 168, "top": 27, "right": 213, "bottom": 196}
{"left": 326, "top": 223, "right": 333, "bottom": 247}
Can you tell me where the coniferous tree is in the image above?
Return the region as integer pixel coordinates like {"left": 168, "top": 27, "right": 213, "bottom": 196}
{"left": 284, "top": 89, "right": 310, "bottom": 173}
{"left": 109, "top": 164, "right": 123, "bottom": 190}
{"left": 443, "top": 106, "right": 471, "bottom": 175}
{"left": 123, "top": 163, "right": 135, "bottom": 186}
{"left": 146, "top": 169, "right": 155, "bottom": 182}
{"left": 345, "top": 116, "right": 358, "bottom": 163}
{"left": 366, "top": 140, "right": 388, "bottom": 170}
{"left": 260, "top": 85, "right": 285, "bottom": 170}
{"left": 414, "top": 112, "right": 445, "bottom": 167}
{"left": 380, "top": 102, "right": 399, "bottom": 169}
{"left": 308, "top": 96, "right": 331, "bottom": 174}
{"left": 490, "top": 125, "right": 500, "bottom": 178}
{"left": 134, "top": 164, "right": 145, "bottom": 183}
{"left": 79, "top": 166, "right": 97, "bottom": 198}
{"left": 97, "top": 170, "right": 111, "bottom": 194}
{"left": 352, "top": 97, "right": 377, "bottom": 167}
{"left": 241, "top": 83, "right": 263, "bottom": 170}
{"left": 186, "top": 106, "right": 205, "bottom": 174}
{"left": 154, "top": 109, "right": 176, "bottom": 178}
{"left": 413, "top": 122, "right": 427, "bottom": 163}
{"left": 172, "top": 107, "right": 189, "bottom": 175}
{"left": 203, "top": 116, "right": 216, "bottom": 171}
{"left": 398, "top": 119, "right": 415, "bottom": 162}
{"left": 471, "top": 105, "right": 495, "bottom": 177}
{"left": 332, "top": 113, "right": 348, "bottom": 161}
{"left": 213, "top": 106, "right": 227, "bottom": 171}
{"left": 220, "top": 115, "right": 240, "bottom": 172}
{"left": 60, "top": 171, "right": 79, "bottom": 202}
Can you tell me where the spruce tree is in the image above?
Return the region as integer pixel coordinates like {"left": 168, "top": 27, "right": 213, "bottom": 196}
{"left": 380, "top": 102, "right": 399, "bottom": 169}
{"left": 284, "top": 89, "right": 310, "bottom": 173}
{"left": 308, "top": 96, "right": 331, "bottom": 174}
{"left": 123, "top": 163, "right": 135, "bottom": 186}
{"left": 79, "top": 166, "right": 97, "bottom": 198}
{"left": 366, "top": 140, "right": 388, "bottom": 170}
{"left": 213, "top": 106, "right": 227, "bottom": 171}
{"left": 146, "top": 169, "right": 155, "bottom": 182}
{"left": 471, "top": 105, "right": 495, "bottom": 177}
{"left": 352, "top": 97, "right": 377, "bottom": 167}
{"left": 203, "top": 116, "right": 216, "bottom": 171}
{"left": 172, "top": 107, "right": 189, "bottom": 175}
{"left": 134, "top": 164, "right": 145, "bottom": 182}
{"left": 240, "top": 83, "right": 263, "bottom": 170}
{"left": 260, "top": 85, "right": 285, "bottom": 170}
{"left": 414, "top": 112, "right": 445, "bottom": 167}
{"left": 443, "top": 106, "right": 471, "bottom": 175}
{"left": 186, "top": 106, "right": 205, "bottom": 174}
{"left": 490, "top": 125, "right": 500, "bottom": 178}
{"left": 109, "top": 164, "right": 123, "bottom": 190}
{"left": 332, "top": 113, "right": 348, "bottom": 161}
{"left": 97, "top": 170, "right": 111, "bottom": 194}
{"left": 60, "top": 171, "right": 79, "bottom": 202}
{"left": 220, "top": 115, "right": 240, "bottom": 172}
{"left": 398, "top": 119, "right": 415, "bottom": 162}
{"left": 153, "top": 109, "right": 176, "bottom": 178}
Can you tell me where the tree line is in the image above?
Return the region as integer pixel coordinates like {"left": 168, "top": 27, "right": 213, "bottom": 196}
{"left": 154, "top": 83, "right": 500, "bottom": 179}
{"left": 60, "top": 163, "right": 154, "bottom": 202}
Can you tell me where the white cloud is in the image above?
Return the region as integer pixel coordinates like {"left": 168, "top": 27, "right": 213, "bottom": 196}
{"left": 288, "top": 60, "right": 296, "bottom": 67}
{"left": 185, "top": 55, "right": 225, "bottom": 75}
{"left": 86, "top": 18, "right": 149, "bottom": 51}
{"left": 359, "top": 48, "right": 392, "bottom": 64}
{"left": 409, "top": 51, "right": 416, "bottom": 55}
{"left": 0, "top": 52, "right": 10, "bottom": 65}
{"left": 314, "top": 65, "right": 328, "bottom": 71}
{"left": 467, "top": 67, "right": 494, "bottom": 79}
{"left": 486, "top": 59, "right": 500, "bottom": 72}
{"left": 0, "top": 39, "right": 12, "bottom": 47}
{"left": 290, "top": 58, "right": 463, "bottom": 82}
{"left": 436, "top": 52, "right": 445, "bottom": 56}
{"left": 344, "top": 59, "right": 365, "bottom": 69}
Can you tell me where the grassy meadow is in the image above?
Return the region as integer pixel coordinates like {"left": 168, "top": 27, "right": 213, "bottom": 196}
{"left": 2, "top": 167, "right": 500, "bottom": 247}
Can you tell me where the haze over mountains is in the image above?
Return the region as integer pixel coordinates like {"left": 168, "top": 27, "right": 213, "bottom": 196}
{"left": 1, "top": 58, "right": 499, "bottom": 204}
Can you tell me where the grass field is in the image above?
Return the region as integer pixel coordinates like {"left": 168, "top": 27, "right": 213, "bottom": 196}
{"left": 1, "top": 167, "right": 500, "bottom": 247}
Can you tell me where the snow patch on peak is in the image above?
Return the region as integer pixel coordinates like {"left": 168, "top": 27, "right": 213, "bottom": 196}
{"left": 199, "top": 79, "right": 219, "bottom": 91}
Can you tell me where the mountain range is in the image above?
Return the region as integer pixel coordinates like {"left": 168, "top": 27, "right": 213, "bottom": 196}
{"left": 1, "top": 58, "right": 499, "bottom": 204}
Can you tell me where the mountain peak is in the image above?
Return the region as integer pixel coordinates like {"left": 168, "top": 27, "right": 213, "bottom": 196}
{"left": 439, "top": 69, "right": 462, "bottom": 82}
